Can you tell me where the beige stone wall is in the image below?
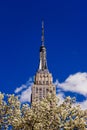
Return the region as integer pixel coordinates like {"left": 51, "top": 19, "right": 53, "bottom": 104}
{"left": 32, "top": 71, "right": 56, "bottom": 103}
{"left": 35, "top": 72, "right": 53, "bottom": 85}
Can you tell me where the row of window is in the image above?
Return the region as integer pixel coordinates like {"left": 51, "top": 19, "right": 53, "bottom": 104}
{"left": 37, "top": 74, "right": 50, "bottom": 78}
{"left": 36, "top": 88, "right": 53, "bottom": 94}
{"left": 35, "top": 80, "right": 52, "bottom": 85}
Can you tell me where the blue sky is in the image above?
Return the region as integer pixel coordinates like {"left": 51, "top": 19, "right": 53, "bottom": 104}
{"left": 0, "top": 0, "right": 87, "bottom": 109}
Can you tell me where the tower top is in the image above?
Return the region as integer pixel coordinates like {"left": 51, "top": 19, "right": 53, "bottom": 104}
{"left": 41, "top": 21, "right": 44, "bottom": 46}
{"left": 38, "top": 21, "right": 48, "bottom": 71}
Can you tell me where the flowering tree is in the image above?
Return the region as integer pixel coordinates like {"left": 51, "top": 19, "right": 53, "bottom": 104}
{"left": 0, "top": 92, "right": 87, "bottom": 130}
{"left": 0, "top": 93, "right": 22, "bottom": 129}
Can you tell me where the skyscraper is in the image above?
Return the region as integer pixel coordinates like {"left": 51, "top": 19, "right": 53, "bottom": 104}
{"left": 31, "top": 21, "right": 56, "bottom": 103}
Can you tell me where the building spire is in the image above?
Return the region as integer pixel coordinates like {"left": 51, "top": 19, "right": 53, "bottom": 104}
{"left": 38, "top": 21, "right": 48, "bottom": 71}
{"left": 41, "top": 21, "right": 44, "bottom": 46}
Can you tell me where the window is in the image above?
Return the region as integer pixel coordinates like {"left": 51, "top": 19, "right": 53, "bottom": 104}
{"left": 46, "top": 81, "right": 48, "bottom": 85}
{"left": 39, "top": 88, "right": 42, "bottom": 91}
{"left": 39, "top": 88, "right": 42, "bottom": 99}
{"left": 46, "top": 88, "right": 49, "bottom": 93}
{"left": 36, "top": 88, "right": 38, "bottom": 93}
{"left": 43, "top": 88, "right": 45, "bottom": 96}
{"left": 53, "top": 87, "right": 55, "bottom": 91}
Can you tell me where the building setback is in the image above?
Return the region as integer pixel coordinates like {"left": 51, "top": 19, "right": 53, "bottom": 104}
{"left": 31, "top": 21, "right": 56, "bottom": 103}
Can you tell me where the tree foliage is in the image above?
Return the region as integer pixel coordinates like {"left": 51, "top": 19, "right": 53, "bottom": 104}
{"left": 0, "top": 92, "right": 87, "bottom": 130}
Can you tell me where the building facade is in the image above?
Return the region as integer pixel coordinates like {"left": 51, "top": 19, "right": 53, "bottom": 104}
{"left": 31, "top": 21, "right": 56, "bottom": 103}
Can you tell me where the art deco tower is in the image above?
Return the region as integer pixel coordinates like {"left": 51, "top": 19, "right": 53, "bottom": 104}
{"left": 31, "top": 21, "right": 56, "bottom": 103}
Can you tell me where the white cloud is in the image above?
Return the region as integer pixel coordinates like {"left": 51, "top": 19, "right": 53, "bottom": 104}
{"left": 56, "top": 72, "right": 87, "bottom": 97}
{"left": 14, "top": 77, "right": 33, "bottom": 103}
{"left": 55, "top": 72, "right": 87, "bottom": 109}
{"left": 20, "top": 87, "right": 31, "bottom": 103}
{"left": 78, "top": 100, "right": 87, "bottom": 110}
{"left": 57, "top": 91, "right": 87, "bottom": 110}
{"left": 56, "top": 92, "right": 65, "bottom": 105}
{"left": 15, "top": 85, "right": 27, "bottom": 93}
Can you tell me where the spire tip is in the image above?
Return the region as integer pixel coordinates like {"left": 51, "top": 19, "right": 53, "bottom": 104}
{"left": 41, "top": 21, "right": 44, "bottom": 46}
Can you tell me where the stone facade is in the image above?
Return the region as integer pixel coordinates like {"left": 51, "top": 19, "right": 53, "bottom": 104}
{"left": 31, "top": 21, "right": 56, "bottom": 103}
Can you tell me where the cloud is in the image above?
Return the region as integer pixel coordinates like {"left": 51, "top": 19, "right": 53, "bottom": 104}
{"left": 78, "top": 100, "right": 87, "bottom": 110}
{"left": 56, "top": 92, "right": 65, "bottom": 105}
{"left": 14, "top": 77, "right": 33, "bottom": 103}
{"left": 15, "top": 85, "right": 27, "bottom": 93}
{"left": 20, "top": 87, "right": 31, "bottom": 103}
{"left": 56, "top": 72, "right": 87, "bottom": 97}
{"left": 56, "top": 91, "right": 87, "bottom": 110}
{"left": 55, "top": 72, "right": 87, "bottom": 109}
